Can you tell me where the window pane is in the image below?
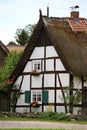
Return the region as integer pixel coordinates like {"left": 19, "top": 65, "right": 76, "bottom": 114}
{"left": 33, "top": 92, "right": 36, "bottom": 101}
{"left": 38, "top": 64, "right": 40, "bottom": 70}
{"left": 37, "top": 94, "right": 41, "bottom": 101}
{"left": 33, "top": 61, "right": 41, "bottom": 71}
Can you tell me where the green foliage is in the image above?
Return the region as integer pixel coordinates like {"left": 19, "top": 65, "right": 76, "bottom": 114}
{"left": 63, "top": 85, "right": 82, "bottom": 114}
{"left": 15, "top": 29, "right": 29, "bottom": 45}
{"left": 7, "top": 41, "right": 17, "bottom": 45}
{"left": 64, "top": 85, "right": 82, "bottom": 105}
{"left": 24, "top": 24, "right": 36, "bottom": 35}
{"left": 38, "top": 112, "right": 70, "bottom": 121}
{"left": 0, "top": 51, "right": 22, "bottom": 90}
{"left": 15, "top": 24, "right": 36, "bottom": 45}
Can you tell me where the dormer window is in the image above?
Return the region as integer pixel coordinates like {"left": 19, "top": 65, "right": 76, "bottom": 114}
{"left": 32, "top": 60, "right": 41, "bottom": 71}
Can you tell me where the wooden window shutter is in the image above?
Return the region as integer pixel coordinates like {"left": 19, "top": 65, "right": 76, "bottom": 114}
{"left": 42, "top": 91, "right": 48, "bottom": 104}
{"left": 25, "top": 91, "right": 31, "bottom": 103}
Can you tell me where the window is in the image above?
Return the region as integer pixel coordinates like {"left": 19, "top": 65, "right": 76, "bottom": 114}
{"left": 31, "top": 91, "right": 42, "bottom": 103}
{"left": 25, "top": 90, "right": 48, "bottom": 104}
{"left": 33, "top": 60, "right": 41, "bottom": 71}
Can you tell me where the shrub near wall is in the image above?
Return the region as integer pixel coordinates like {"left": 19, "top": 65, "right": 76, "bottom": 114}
{"left": 0, "top": 112, "right": 70, "bottom": 121}
{"left": 38, "top": 112, "right": 70, "bottom": 121}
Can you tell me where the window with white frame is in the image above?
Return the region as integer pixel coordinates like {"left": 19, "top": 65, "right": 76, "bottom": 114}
{"left": 31, "top": 91, "right": 42, "bottom": 103}
{"left": 32, "top": 60, "right": 41, "bottom": 71}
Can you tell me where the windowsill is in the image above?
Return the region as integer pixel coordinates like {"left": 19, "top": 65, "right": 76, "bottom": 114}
{"left": 30, "top": 70, "right": 41, "bottom": 76}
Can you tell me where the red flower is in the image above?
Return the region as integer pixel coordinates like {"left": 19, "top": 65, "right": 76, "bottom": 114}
{"left": 30, "top": 101, "right": 40, "bottom": 107}
{"left": 7, "top": 79, "right": 13, "bottom": 84}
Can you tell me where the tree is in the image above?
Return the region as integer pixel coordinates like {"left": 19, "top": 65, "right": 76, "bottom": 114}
{"left": 15, "top": 24, "right": 36, "bottom": 46}
{"left": 0, "top": 51, "right": 22, "bottom": 90}
{"left": 24, "top": 24, "right": 36, "bottom": 35}
{"left": 63, "top": 84, "right": 82, "bottom": 114}
{"left": 15, "top": 29, "right": 29, "bottom": 45}
{"left": 7, "top": 41, "right": 17, "bottom": 45}
{"left": 0, "top": 51, "right": 23, "bottom": 111}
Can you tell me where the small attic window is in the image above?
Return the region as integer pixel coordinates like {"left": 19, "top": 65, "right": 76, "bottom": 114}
{"left": 32, "top": 60, "right": 41, "bottom": 71}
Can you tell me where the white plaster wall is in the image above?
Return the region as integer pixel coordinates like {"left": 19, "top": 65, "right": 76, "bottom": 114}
{"left": 46, "top": 59, "right": 54, "bottom": 71}
{"left": 44, "top": 105, "right": 54, "bottom": 112}
{"left": 21, "top": 75, "right": 30, "bottom": 92}
{"left": 73, "top": 76, "right": 82, "bottom": 89}
{"left": 32, "top": 75, "right": 42, "bottom": 88}
{"left": 56, "top": 59, "right": 65, "bottom": 71}
{"left": 14, "top": 76, "right": 23, "bottom": 89}
{"left": 23, "top": 61, "right": 32, "bottom": 72}
{"left": 49, "top": 90, "right": 55, "bottom": 103}
{"left": 16, "top": 94, "right": 26, "bottom": 105}
{"left": 44, "top": 74, "right": 55, "bottom": 87}
{"left": 56, "top": 90, "right": 64, "bottom": 103}
{"left": 46, "top": 46, "right": 58, "bottom": 58}
{"left": 59, "top": 73, "right": 69, "bottom": 87}
{"left": 56, "top": 106, "right": 65, "bottom": 113}
{"left": 30, "top": 47, "right": 44, "bottom": 59}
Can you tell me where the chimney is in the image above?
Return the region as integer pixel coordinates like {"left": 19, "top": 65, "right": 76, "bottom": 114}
{"left": 71, "top": 11, "right": 79, "bottom": 18}
{"left": 47, "top": 6, "right": 49, "bottom": 18}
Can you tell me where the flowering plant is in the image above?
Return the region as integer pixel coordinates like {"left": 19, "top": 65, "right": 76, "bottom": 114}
{"left": 30, "top": 101, "right": 40, "bottom": 107}
{"left": 30, "top": 70, "right": 40, "bottom": 76}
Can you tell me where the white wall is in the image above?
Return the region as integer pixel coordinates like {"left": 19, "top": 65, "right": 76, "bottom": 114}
{"left": 32, "top": 75, "right": 42, "bottom": 88}
{"left": 46, "top": 59, "right": 54, "bottom": 71}
{"left": 46, "top": 46, "right": 58, "bottom": 58}
{"left": 21, "top": 75, "right": 30, "bottom": 92}
{"left": 49, "top": 90, "right": 55, "bottom": 103}
{"left": 58, "top": 73, "right": 69, "bottom": 87}
{"left": 30, "top": 47, "right": 44, "bottom": 59}
{"left": 56, "top": 59, "right": 65, "bottom": 71}
{"left": 44, "top": 74, "right": 55, "bottom": 87}
{"left": 23, "top": 61, "right": 32, "bottom": 72}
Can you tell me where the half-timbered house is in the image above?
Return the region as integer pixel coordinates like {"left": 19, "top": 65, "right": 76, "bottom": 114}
{"left": 9, "top": 10, "right": 87, "bottom": 114}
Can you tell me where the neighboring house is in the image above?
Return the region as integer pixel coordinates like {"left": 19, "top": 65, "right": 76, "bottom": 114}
{"left": 9, "top": 10, "right": 87, "bottom": 114}
{"left": 0, "top": 40, "right": 9, "bottom": 66}
{"left": 7, "top": 45, "right": 25, "bottom": 52}
{"left": 0, "top": 40, "right": 9, "bottom": 111}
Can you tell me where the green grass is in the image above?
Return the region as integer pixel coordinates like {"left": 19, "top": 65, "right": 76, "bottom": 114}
{"left": 0, "top": 128, "right": 66, "bottom": 130}
{"left": 0, "top": 117, "right": 87, "bottom": 124}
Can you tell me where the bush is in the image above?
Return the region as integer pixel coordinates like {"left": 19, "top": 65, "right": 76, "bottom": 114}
{"left": 38, "top": 112, "right": 70, "bottom": 121}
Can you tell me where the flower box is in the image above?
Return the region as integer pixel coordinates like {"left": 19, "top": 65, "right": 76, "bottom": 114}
{"left": 30, "top": 70, "right": 40, "bottom": 76}
{"left": 30, "top": 101, "right": 40, "bottom": 107}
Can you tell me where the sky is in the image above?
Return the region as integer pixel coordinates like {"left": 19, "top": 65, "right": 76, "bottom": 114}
{"left": 0, "top": 0, "right": 87, "bottom": 45}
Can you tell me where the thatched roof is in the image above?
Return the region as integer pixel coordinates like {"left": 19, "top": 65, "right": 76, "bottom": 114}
{"left": 44, "top": 17, "right": 87, "bottom": 76}
{"left": 9, "top": 11, "right": 87, "bottom": 82}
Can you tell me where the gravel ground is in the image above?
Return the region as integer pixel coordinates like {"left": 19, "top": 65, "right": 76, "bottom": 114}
{"left": 0, "top": 121, "right": 87, "bottom": 130}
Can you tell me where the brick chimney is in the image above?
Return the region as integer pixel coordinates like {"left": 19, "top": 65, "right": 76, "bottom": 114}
{"left": 71, "top": 11, "right": 79, "bottom": 18}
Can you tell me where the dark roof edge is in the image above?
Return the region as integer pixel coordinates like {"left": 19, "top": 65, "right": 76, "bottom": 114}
{"left": 0, "top": 40, "right": 9, "bottom": 54}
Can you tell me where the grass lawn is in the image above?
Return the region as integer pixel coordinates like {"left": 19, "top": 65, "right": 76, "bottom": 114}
{"left": 0, "top": 128, "right": 67, "bottom": 130}
{"left": 0, "top": 117, "right": 87, "bottom": 124}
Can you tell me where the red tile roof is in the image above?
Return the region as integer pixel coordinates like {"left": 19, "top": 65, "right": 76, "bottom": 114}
{"left": 6, "top": 45, "right": 25, "bottom": 52}
{"left": 67, "top": 17, "right": 87, "bottom": 31}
